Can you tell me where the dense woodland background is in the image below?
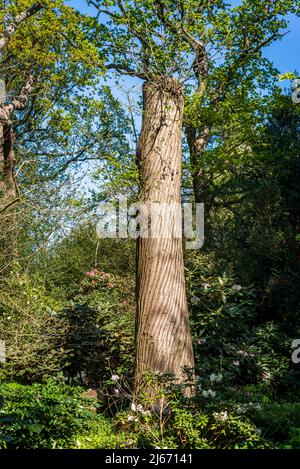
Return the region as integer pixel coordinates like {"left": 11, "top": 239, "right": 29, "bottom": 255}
{"left": 0, "top": 0, "right": 300, "bottom": 449}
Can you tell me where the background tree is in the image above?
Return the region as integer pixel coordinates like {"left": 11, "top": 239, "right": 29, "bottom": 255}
{"left": 0, "top": 0, "right": 130, "bottom": 275}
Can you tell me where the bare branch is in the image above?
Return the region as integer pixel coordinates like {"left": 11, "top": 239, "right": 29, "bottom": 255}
{"left": 0, "top": 197, "right": 20, "bottom": 214}
{"left": 106, "top": 63, "right": 146, "bottom": 79}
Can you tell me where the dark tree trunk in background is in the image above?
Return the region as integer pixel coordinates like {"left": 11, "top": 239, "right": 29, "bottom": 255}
{"left": 0, "top": 122, "right": 18, "bottom": 274}
{"left": 186, "top": 125, "right": 213, "bottom": 238}
{"left": 186, "top": 125, "right": 211, "bottom": 205}
{"left": 0, "top": 73, "right": 34, "bottom": 274}
{"left": 0, "top": 123, "right": 17, "bottom": 203}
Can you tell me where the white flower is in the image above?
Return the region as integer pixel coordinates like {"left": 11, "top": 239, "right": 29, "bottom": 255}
{"left": 209, "top": 373, "right": 223, "bottom": 383}
{"left": 238, "top": 402, "right": 262, "bottom": 413}
{"left": 136, "top": 404, "right": 144, "bottom": 412}
{"left": 127, "top": 415, "right": 138, "bottom": 422}
{"left": 202, "top": 389, "right": 216, "bottom": 398}
{"left": 232, "top": 284, "right": 242, "bottom": 292}
{"left": 131, "top": 403, "right": 136, "bottom": 412}
{"left": 233, "top": 360, "right": 240, "bottom": 367}
{"left": 197, "top": 338, "right": 207, "bottom": 345}
{"left": 237, "top": 404, "right": 247, "bottom": 414}
{"left": 238, "top": 350, "right": 249, "bottom": 357}
{"left": 248, "top": 402, "right": 262, "bottom": 411}
{"left": 111, "top": 374, "right": 120, "bottom": 382}
{"left": 213, "top": 411, "right": 228, "bottom": 421}
{"left": 113, "top": 387, "right": 120, "bottom": 394}
{"left": 191, "top": 295, "right": 200, "bottom": 304}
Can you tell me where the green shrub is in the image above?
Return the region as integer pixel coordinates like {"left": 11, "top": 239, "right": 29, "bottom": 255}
{"left": 0, "top": 274, "right": 69, "bottom": 382}
{"left": 0, "top": 379, "right": 95, "bottom": 448}
{"left": 62, "top": 272, "right": 135, "bottom": 387}
{"left": 111, "top": 376, "right": 269, "bottom": 449}
{"left": 187, "top": 253, "right": 298, "bottom": 395}
{"left": 253, "top": 402, "right": 300, "bottom": 441}
{"left": 73, "top": 414, "right": 117, "bottom": 449}
{"left": 35, "top": 225, "right": 135, "bottom": 299}
{"left": 282, "top": 427, "right": 300, "bottom": 449}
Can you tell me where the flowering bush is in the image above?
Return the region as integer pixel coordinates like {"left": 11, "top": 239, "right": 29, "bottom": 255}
{"left": 80, "top": 270, "right": 117, "bottom": 292}
{"left": 107, "top": 373, "right": 270, "bottom": 449}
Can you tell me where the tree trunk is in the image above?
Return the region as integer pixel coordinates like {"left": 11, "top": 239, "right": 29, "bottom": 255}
{"left": 0, "top": 122, "right": 18, "bottom": 274}
{"left": 134, "top": 79, "right": 194, "bottom": 397}
{"left": 0, "top": 122, "right": 17, "bottom": 205}
{"left": 186, "top": 125, "right": 213, "bottom": 240}
{"left": 186, "top": 125, "right": 211, "bottom": 205}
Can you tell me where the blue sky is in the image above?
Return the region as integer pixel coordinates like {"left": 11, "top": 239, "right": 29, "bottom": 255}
{"left": 264, "top": 13, "right": 300, "bottom": 78}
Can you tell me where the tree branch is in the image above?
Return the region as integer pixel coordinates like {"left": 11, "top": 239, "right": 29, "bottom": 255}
{"left": 213, "top": 31, "right": 287, "bottom": 104}
{"left": 0, "top": 3, "right": 42, "bottom": 50}
{"left": 0, "top": 75, "right": 35, "bottom": 121}
{"left": 0, "top": 197, "right": 20, "bottom": 214}
{"left": 106, "top": 63, "right": 146, "bottom": 79}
